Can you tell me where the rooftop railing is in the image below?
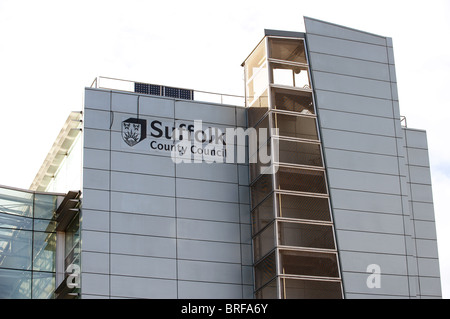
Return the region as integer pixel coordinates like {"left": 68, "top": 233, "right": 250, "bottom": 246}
{"left": 90, "top": 76, "right": 245, "bottom": 107}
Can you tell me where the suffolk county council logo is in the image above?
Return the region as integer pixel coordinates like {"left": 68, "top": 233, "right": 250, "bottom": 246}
{"left": 122, "top": 118, "right": 147, "bottom": 147}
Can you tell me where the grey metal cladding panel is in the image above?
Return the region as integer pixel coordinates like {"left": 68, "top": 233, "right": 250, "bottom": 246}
{"left": 110, "top": 131, "right": 172, "bottom": 159}
{"left": 82, "top": 189, "right": 109, "bottom": 211}
{"left": 176, "top": 179, "right": 239, "bottom": 203}
{"left": 410, "top": 202, "right": 436, "bottom": 221}
{"left": 333, "top": 209, "right": 405, "bottom": 235}
{"left": 110, "top": 254, "right": 176, "bottom": 279}
{"left": 320, "top": 129, "right": 398, "bottom": 155}
{"left": 324, "top": 149, "right": 399, "bottom": 175}
{"left": 406, "top": 148, "right": 430, "bottom": 167}
{"left": 178, "top": 281, "right": 243, "bottom": 299}
{"left": 175, "top": 100, "right": 236, "bottom": 126}
{"left": 407, "top": 165, "right": 432, "bottom": 185}
{"left": 110, "top": 191, "right": 175, "bottom": 217}
{"left": 81, "top": 251, "right": 109, "bottom": 274}
{"left": 111, "top": 151, "right": 175, "bottom": 177}
{"left": 110, "top": 275, "right": 177, "bottom": 298}
{"left": 236, "top": 106, "right": 247, "bottom": 127}
{"left": 81, "top": 294, "right": 110, "bottom": 299}
{"left": 136, "top": 94, "right": 175, "bottom": 119}
{"left": 81, "top": 273, "right": 109, "bottom": 296}
{"left": 241, "top": 244, "right": 253, "bottom": 266}
{"left": 111, "top": 91, "right": 175, "bottom": 119}
{"left": 327, "top": 168, "right": 401, "bottom": 195}
{"left": 309, "top": 52, "right": 390, "bottom": 81}
{"left": 314, "top": 90, "right": 394, "bottom": 118}
{"left": 83, "top": 148, "right": 110, "bottom": 170}
{"left": 84, "top": 128, "right": 110, "bottom": 150}
{"left": 240, "top": 224, "right": 252, "bottom": 245}
{"left": 336, "top": 230, "right": 406, "bottom": 254}
{"left": 238, "top": 165, "right": 249, "bottom": 185}
{"left": 418, "top": 277, "right": 442, "bottom": 297}
{"left": 312, "top": 71, "right": 392, "bottom": 99}
{"left": 306, "top": 34, "right": 388, "bottom": 63}
{"left": 318, "top": 109, "right": 396, "bottom": 136}
{"left": 82, "top": 209, "right": 109, "bottom": 232}
{"left": 81, "top": 230, "right": 109, "bottom": 253}
{"left": 177, "top": 219, "right": 241, "bottom": 243}
{"left": 240, "top": 204, "right": 251, "bottom": 224}
{"left": 85, "top": 89, "right": 111, "bottom": 111}
{"left": 175, "top": 162, "right": 238, "bottom": 183}
{"left": 415, "top": 239, "right": 439, "bottom": 259}
{"left": 330, "top": 189, "right": 403, "bottom": 214}
{"left": 110, "top": 233, "right": 176, "bottom": 258}
{"left": 345, "top": 293, "right": 408, "bottom": 299}
{"left": 177, "top": 198, "right": 239, "bottom": 223}
{"left": 339, "top": 251, "right": 408, "bottom": 276}
{"left": 414, "top": 220, "right": 438, "bottom": 240}
{"left": 84, "top": 108, "right": 111, "bottom": 130}
{"left": 177, "top": 260, "right": 243, "bottom": 284}
{"left": 387, "top": 47, "right": 396, "bottom": 65}
{"left": 242, "top": 265, "right": 254, "bottom": 285}
{"left": 409, "top": 183, "right": 434, "bottom": 203}
{"left": 83, "top": 168, "right": 109, "bottom": 190}
{"left": 404, "top": 129, "right": 429, "bottom": 149}
{"left": 341, "top": 272, "right": 409, "bottom": 297}
{"left": 110, "top": 212, "right": 175, "bottom": 237}
{"left": 111, "top": 171, "right": 174, "bottom": 197}
{"left": 304, "top": 17, "right": 387, "bottom": 46}
{"left": 417, "top": 257, "right": 441, "bottom": 278}
{"left": 177, "top": 239, "right": 241, "bottom": 263}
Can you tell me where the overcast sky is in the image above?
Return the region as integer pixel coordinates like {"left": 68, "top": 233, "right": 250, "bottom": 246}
{"left": 0, "top": 0, "right": 449, "bottom": 298}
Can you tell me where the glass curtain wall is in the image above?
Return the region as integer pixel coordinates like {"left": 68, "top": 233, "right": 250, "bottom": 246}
{"left": 0, "top": 186, "right": 61, "bottom": 298}
{"left": 245, "top": 35, "right": 343, "bottom": 299}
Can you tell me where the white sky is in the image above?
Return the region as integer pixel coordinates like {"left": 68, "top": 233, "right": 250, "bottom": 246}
{"left": 0, "top": 0, "right": 449, "bottom": 298}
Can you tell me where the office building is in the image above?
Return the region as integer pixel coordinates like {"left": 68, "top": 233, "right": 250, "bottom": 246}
{"left": 0, "top": 17, "right": 441, "bottom": 299}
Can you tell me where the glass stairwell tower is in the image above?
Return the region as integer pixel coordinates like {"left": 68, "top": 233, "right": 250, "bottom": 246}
{"left": 243, "top": 30, "right": 344, "bottom": 299}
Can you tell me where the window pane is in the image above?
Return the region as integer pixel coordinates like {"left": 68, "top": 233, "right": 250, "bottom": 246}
{"left": 248, "top": 103, "right": 269, "bottom": 127}
{"left": 281, "top": 278, "right": 342, "bottom": 299}
{"left": 251, "top": 194, "right": 274, "bottom": 235}
{"left": 276, "top": 167, "right": 327, "bottom": 194}
{"left": 245, "top": 39, "right": 267, "bottom": 78}
{"left": 268, "top": 38, "right": 307, "bottom": 64}
{"left": 255, "top": 278, "right": 278, "bottom": 299}
{"left": 0, "top": 268, "right": 31, "bottom": 299}
{"left": 254, "top": 252, "right": 276, "bottom": 290}
{"left": 253, "top": 222, "right": 275, "bottom": 262}
{"left": 33, "top": 219, "right": 56, "bottom": 232}
{"left": 33, "top": 232, "right": 56, "bottom": 272}
{"left": 273, "top": 113, "right": 318, "bottom": 140}
{"left": 270, "top": 63, "right": 310, "bottom": 89}
{"left": 245, "top": 39, "right": 268, "bottom": 108}
{"left": 250, "top": 139, "right": 272, "bottom": 182}
{"left": 279, "top": 250, "right": 340, "bottom": 278}
{"left": 0, "top": 213, "right": 32, "bottom": 230}
{"left": 278, "top": 140, "right": 323, "bottom": 167}
{"left": 32, "top": 271, "right": 55, "bottom": 299}
{"left": 272, "top": 87, "right": 314, "bottom": 114}
{"left": 0, "top": 228, "right": 32, "bottom": 270}
{"left": 65, "top": 214, "right": 80, "bottom": 266}
{"left": 0, "top": 187, "right": 33, "bottom": 217}
{"left": 251, "top": 174, "right": 273, "bottom": 207}
{"left": 34, "top": 194, "right": 57, "bottom": 220}
{"left": 277, "top": 194, "right": 331, "bottom": 221}
{"left": 278, "top": 221, "right": 335, "bottom": 249}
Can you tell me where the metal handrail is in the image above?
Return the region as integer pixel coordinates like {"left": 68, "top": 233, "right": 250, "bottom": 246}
{"left": 90, "top": 76, "right": 245, "bottom": 106}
